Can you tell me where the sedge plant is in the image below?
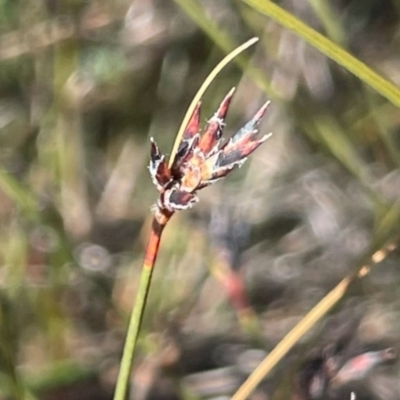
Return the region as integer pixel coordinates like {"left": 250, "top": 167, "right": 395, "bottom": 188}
{"left": 113, "top": 37, "right": 272, "bottom": 400}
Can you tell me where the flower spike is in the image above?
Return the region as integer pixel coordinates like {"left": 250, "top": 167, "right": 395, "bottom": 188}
{"left": 216, "top": 101, "right": 271, "bottom": 169}
{"left": 149, "top": 90, "right": 271, "bottom": 222}
{"left": 149, "top": 138, "right": 171, "bottom": 191}
{"left": 199, "top": 87, "right": 236, "bottom": 156}
{"left": 183, "top": 102, "right": 201, "bottom": 140}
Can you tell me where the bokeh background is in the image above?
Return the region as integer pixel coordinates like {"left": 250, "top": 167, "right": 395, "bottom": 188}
{"left": 1, "top": 0, "right": 400, "bottom": 399}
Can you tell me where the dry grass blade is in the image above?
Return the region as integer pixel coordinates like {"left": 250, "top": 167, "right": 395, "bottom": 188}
{"left": 231, "top": 240, "right": 396, "bottom": 400}
{"left": 242, "top": 0, "right": 400, "bottom": 108}
{"left": 231, "top": 276, "right": 351, "bottom": 400}
{"left": 232, "top": 198, "right": 400, "bottom": 400}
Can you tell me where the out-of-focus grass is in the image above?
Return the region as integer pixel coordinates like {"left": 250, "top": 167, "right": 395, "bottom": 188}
{"left": 243, "top": 0, "right": 400, "bottom": 107}
{"left": 0, "top": 0, "right": 399, "bottom": 399}
{"left": 173, "top": 0, "right": 276, "bottom": 97}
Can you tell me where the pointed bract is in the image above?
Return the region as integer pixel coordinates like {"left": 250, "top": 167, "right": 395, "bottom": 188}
{"left": 149, "top": 138, "right": 171, "bottom": 191}
{"left": 228, "top": 101, "right": 270, "bottom": 145}
{"left": 164, "top": 189, "right": 198, "bottom": 211}
{"left": 183, "top": 102, "right": 201, "bottom": 140}
{"left": 172, "top": 134, "right": 200, "bottom": 171}
{"left": 199, "top": 88, "right": 235, "bottom": 156}
{"left": 215, "top": 102, "right": 271, "bottom": 169}
{"left": 217, "top": 134, "right": 269, "bottom": 169}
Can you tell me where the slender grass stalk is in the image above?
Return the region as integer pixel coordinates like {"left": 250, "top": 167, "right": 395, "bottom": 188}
{"left": 173, "top": 0, "right": 275, "bottom": 97}
{"left": 231, "top": 193, "right": 400, "bottom": 400}
{"left": 113, "top": 38, "right": 260, "bottom": 400}
{"left": 231, "top": 243, "right": 396, "bottom": 400}
{"left": 169, "top": 37, "right": 258, "bottom": 167}
{"left": 231, "top": 275, "right": 352, "bottom": 400}
{"left": 242, "top": 0, "right": 400, "bottom": 108}
{"left": 113, "top": 217, "right": 168, "bottom": 400}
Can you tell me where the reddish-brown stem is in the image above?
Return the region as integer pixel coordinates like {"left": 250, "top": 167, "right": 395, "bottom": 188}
{"left": 143, "top": 217, "right": 167, "bottom": 269}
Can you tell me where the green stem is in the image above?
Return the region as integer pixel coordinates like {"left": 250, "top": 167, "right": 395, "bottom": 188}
{"left": 113, "top": 217, "right": 167, "bottom": 400}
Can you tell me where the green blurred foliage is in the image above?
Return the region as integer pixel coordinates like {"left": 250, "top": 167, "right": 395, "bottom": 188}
{"left": 0, "top": 1, "right": 399, "bottom": 400}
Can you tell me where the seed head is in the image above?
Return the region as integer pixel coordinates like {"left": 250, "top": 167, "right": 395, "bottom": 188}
{"left": 149, "top": 88, "right": 271, "bottom": 222}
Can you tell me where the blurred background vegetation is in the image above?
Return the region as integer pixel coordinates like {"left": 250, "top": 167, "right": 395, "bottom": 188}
{"left": 1, "top": 0, "right": 400, "bottom": 399}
